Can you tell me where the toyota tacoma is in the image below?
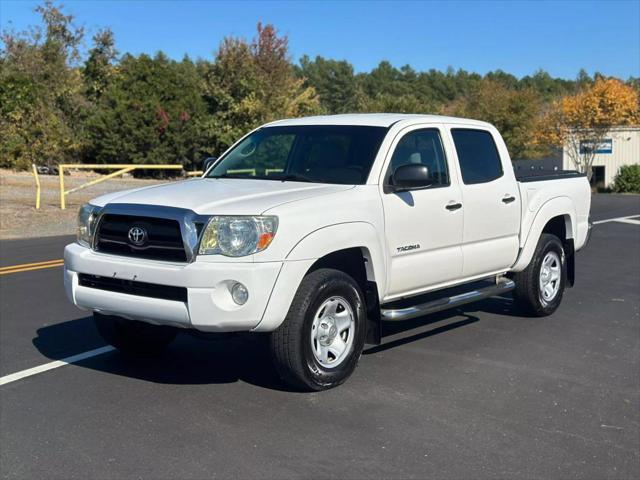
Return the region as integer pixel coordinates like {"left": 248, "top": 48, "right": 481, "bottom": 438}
{"left": 64, "top": 114, "right": 592, "bottom": 390}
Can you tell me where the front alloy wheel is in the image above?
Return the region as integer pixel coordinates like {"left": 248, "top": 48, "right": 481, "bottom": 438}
{"left": 270, "top": 268, "right": 367, "bottom": 391}
{"left": 310, "top": 296, "right": 356, "bottom": 368}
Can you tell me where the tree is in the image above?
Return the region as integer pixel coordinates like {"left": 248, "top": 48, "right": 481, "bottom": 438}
{"left": 84, "top": 53, "right": 207, "bottom": 170}
{"left": 534, "top": 78, "right": 640, "bottom": 177}
{"left": 484, "top": 69, "right": 519, "bottom": 90}
{"left": 612, "top": 165, "right": 640, "bottom": 193}
{"left": 199, "top": 23, "right": 321, "bottom": 155}
{"left": 355, "top": 61, "right": 444, "bottom": 113}
{"left": 519, "top": 69, "right": 574, "bottom": 100}
{"left": 0, "top": 1, "right": 86, "bottom": 169}
{"left": 298, "top": 55, "right": 360, "bottom": 113}
{"left": 446, "top": 79, "right": 544, "bottom": 159}
{"left": 83, "top": 28, "right": 118, "bottom": 100}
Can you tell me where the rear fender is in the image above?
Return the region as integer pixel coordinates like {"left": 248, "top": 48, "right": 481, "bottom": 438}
{"left": 511, "top": 196, "right": 576, "bottom": 272}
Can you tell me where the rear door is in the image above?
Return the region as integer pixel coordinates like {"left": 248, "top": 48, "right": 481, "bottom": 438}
{"left": 448, "top": 127, "right": 521, "bottom": 277}
{"left": 381, "top": 125, "right": 464, "bottom": 298}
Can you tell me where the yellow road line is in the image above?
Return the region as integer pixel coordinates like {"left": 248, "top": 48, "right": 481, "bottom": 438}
{"left": 0, "top": 259, "right": 64, "bottom": 275}
{"left": 0, "top": 259, "right": 64, "bottom": 271}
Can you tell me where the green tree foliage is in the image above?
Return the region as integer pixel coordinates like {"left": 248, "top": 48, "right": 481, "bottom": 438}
{"left": 199, "top": 23, "right": 321, "bottom": 155}
{"left": 298, "top": 55, "right": 360, "bottom": 113}
{"left": 446, "top": 79, "right": 544, "bottom": 159}
{"left": 0, "top": 0, "right": 85, "bottom": 169}
{"left": 84, "top": 53, "right": 207, "bottom": 170}
{"left": 612, "top": 164, "right": 640, "bottom": 193}
{"left": 519, "top": 69, "right": 575, "bottom": 99}
{"left": 83, "top": 29, "right": 118, "bottom": 101}
{"left": 1, "top": 1, "right": 637, "bottom": 171}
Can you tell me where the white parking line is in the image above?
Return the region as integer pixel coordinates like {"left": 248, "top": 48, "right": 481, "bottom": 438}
{"left": 593, "top": 215, "right": 640, "bottom": 225}
{"left": 612, "top": 218, "right": 640, "bottom": 225}
{"left": 0, "top": 346, "right": 115, "bottom": 387}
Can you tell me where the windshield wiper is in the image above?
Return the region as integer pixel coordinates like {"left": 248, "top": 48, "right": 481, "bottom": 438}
{"left": 209, "top": 173, "right": 258, "bottom": 179}
{"left": 277, "top": 174, "right": 313, "bottom": 183}
{"left": 209, "top": 172, "right": 314, "bottom": 183}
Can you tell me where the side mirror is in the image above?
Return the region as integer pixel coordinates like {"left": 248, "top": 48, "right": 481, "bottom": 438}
{"left": 389, "top": 164, "right": 431, "bottom": 192}
{"left": 203, "top": 157, "right": 217, "bottom": 173}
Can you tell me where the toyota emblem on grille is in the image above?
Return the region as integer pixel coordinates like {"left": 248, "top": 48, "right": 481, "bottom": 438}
{"left": 128, "top": 226, "right": 148, "bottom": 246}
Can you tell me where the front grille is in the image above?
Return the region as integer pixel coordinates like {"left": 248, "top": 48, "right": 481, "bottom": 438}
{"left": 95, "top": 214, "right": 187, "bottom": 262}
{"left": 78, "top": 274, "right": 188, "bottom": 303}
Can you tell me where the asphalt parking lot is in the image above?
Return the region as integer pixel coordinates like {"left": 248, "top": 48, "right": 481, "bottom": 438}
{"left": 1, "top": 194, "right": 638, "bottom": 479}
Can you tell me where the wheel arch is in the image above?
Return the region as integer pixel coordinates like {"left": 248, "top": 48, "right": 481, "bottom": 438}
{"left": 254, "top": 223, "right": 385, "bottom": 343}
{"left": 285, "top": 222, "right": 386, "bottom": 291}
{"left": 305, "top": 247, "right": 382, "bottom": 345}
{"left": 512, "top": 197, "right": 577, "bottom": 285}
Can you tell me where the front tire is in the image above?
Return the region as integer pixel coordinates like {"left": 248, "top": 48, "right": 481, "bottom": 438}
{"left": 93, "top": 312, "right": 178, "bottom": 356}
{"left": 269, "top": 268, "right": 367, "bottom": 391}
{"left": 513, "top": 233, "right": 567, "bottom": 316}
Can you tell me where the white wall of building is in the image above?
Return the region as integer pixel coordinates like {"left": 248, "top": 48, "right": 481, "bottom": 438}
{"left": 563, "top": 127, "right": 640, "bottom": 187}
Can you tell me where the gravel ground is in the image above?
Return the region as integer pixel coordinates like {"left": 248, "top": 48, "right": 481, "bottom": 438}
{"left": 0, "top": 169, "right": 171, "bottom": 239}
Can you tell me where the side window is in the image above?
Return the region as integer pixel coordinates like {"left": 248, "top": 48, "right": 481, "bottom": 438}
{"left": 389, "top": 129, "right": 449, "bottom": 187}
{"left": 451, "top": 129, "right": 503, "bottom": 184}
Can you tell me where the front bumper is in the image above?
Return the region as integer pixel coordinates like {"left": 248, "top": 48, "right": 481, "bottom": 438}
{"left": 64, "top": 243, "right": 283, "bottom": 332}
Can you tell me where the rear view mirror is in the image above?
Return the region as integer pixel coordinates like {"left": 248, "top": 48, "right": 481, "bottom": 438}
{"left": 389, "top": 164, "right": 431, "bottom": 192}
{"left": 203, "top": 157, "right": 217, "bottom": 172}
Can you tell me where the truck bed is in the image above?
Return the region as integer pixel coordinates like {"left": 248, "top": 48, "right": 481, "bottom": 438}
{"left": 516, "top": 170, "right": 586, "bottom": 183}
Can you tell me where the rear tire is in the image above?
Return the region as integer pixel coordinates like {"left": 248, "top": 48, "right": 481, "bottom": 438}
{"left": 93, "top": 312, "right": 178, "bottom": 356}
{"left": 513, "top": 233, "right": 566, "bottom": 316}
{"left": 269, "top": 268, "right": 367, "bottom": 391}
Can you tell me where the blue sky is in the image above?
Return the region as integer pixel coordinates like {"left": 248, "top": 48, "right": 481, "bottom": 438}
{"left": 1, "top": 0, "right": 639, "bottom": 79}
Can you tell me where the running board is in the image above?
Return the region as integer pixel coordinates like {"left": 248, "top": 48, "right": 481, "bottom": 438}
{"left": 380, "top": 278, "right": 515, "bottom": 322}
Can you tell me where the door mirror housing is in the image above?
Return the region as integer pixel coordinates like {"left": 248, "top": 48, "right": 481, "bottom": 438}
{"left": 203, "top": 157, "right": 217, "bottom": 173}
{"left": 389, "top": 164, "right": 432, "bottom": 192}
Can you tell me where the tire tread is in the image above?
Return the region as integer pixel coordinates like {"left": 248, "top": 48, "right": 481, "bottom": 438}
{"left": 513, "top": 233, "right": 565, "bottom": 317}
{"left": 269, "top": 268, "right": 364, "bottom": 391}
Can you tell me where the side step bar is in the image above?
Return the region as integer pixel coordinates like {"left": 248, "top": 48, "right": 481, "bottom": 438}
{"left": 380, "top": 278, "right": 515, "bottom": 322}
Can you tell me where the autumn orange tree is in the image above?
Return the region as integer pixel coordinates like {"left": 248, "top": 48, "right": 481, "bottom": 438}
{"left": 534, "top": 78, "right": 640, "bottom": 178}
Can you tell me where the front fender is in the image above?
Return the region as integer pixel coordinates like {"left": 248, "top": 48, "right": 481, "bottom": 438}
{"left": 252, "top": 222, "right": 387, "bottom": 332}
{"left": 286, "top": 222, "right": 386, "bottom": 283}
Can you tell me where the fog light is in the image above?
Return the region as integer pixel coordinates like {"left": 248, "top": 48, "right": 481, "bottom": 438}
{"left": 231, "top": 282, "right": 249, "bottom": 305}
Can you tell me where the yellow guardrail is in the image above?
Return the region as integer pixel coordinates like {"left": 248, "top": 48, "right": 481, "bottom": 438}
{"left": 187, "top": 168, "right": 284, "bottom": 177}
{"left": 58, "top": 164, "right": 184, "bottom": 210}
{"left": 32, "top": 164, "right": 41, "bottom": 209}
{"left": 57, "top": 165, "right": 287, "bottom": 209}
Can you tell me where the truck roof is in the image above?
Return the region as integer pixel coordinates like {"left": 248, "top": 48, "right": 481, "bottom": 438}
{"left": 266, "top": 113, "right": 493, "bottom": 128}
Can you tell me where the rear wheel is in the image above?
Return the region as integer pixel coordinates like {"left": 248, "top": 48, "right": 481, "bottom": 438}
{"left": 513, "top": 233, "right": 566, "bottom": 316}
{"left": 269, "top": 268, "right": 367, "bottom": 391}
{"left": 93, "top": 312, "right": 178, "bottom": 356}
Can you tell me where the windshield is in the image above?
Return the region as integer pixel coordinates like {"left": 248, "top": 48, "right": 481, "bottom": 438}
{"left": 207, "top": 125, "right": 388, "bottom": 184}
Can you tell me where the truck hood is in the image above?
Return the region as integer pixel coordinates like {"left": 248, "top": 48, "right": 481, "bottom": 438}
{"left": 90, "top": 178, "right": 354, "bottom": 215}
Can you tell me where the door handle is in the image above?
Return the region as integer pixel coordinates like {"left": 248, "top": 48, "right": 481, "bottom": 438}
{"left": 502, "top": 195, "right": 516, "bottom": 204}
{"left": 445, "top": 202, "right": 463, "bottom": 211}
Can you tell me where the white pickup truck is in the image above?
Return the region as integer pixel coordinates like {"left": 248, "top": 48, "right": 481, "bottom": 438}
{"left": 64, "top": 114, "right": 591, "bottom": 390}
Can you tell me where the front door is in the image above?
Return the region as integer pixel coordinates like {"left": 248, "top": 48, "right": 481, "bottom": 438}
{"left": 382, "top": 126, "right": 464, "bottom": 299}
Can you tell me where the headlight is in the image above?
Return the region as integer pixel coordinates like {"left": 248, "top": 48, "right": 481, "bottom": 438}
{"left": 198, "top": 216, "right": 278, "bottom": 257}
{"left": 77, "top": 204, "right": 100, "bottom": 247}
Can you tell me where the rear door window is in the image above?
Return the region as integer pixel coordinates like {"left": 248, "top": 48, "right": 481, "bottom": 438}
{"left": 451, "top": 129, "right": 503, "bottom": 184}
